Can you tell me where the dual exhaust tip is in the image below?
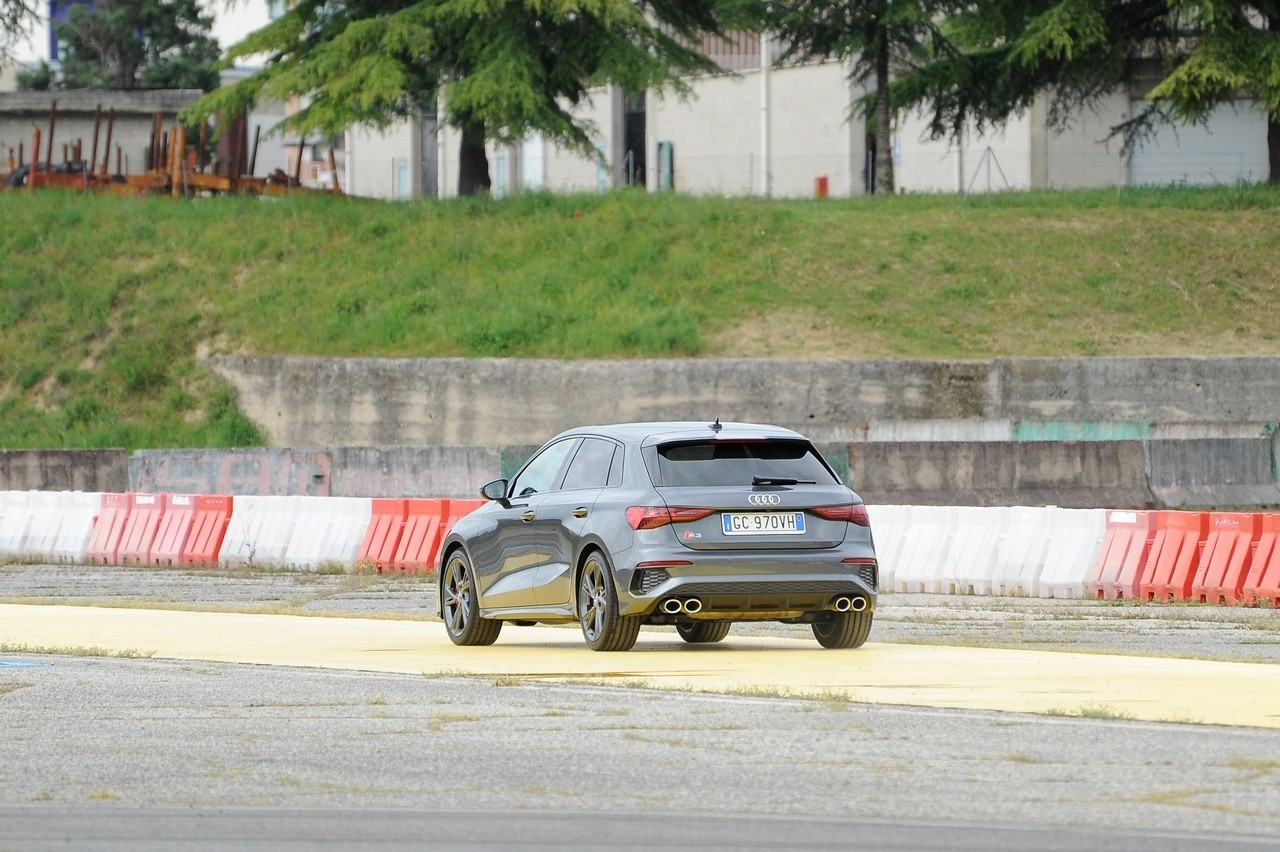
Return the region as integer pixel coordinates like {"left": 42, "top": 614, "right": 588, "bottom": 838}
{"left": 833, "top": 595, "right": 869, "bottom": 613}
{"left": 660, "top": 597, "right": 703, "bottom": 615}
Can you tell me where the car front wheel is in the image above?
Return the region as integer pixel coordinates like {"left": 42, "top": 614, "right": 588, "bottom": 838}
{"left": 811, "top": 610, "right": 872, "bottom": 649}
{"left": 441, "top": 550, "right": 502, "bottom": 646}
{"left": 578, "top": 550, "right": 641, "bottom": 652}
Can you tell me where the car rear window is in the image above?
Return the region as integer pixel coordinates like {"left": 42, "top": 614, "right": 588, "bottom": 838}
{"left": 654, "top": 440, "right": 838, "bottom": 487}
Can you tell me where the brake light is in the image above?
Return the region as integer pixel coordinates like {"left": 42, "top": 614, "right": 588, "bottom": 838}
{"left": 811, "top": 504, "right": 871, "bottom": 526}
{"left": 626, "top": 506, "right": 716, "bottom": 530}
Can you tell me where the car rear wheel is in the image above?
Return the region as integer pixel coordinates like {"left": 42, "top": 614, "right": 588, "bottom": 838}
{"left": 811, "top": 610, "right": 872, "bottom": 649}
{"left": 676, "top": 621, "right": 731, "bottom": 644}
{"left": 578, "top": 550, "right": 640, "bottom": 652}
{"left": 441, "top": 550, "right": 502, "bottom": 646}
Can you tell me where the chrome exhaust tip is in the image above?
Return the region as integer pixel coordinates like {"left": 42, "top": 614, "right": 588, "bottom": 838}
{"left": 832, "top": 596, "right": 851, "bottom": 612}
{"left": 849, "top": 596, "right": 869, "bottom": 612}
{"left": 660, "top": 598, "right": 683, "bottom": 615}
{"left": 682, "top": 598, "right": 703, "bottom": 614}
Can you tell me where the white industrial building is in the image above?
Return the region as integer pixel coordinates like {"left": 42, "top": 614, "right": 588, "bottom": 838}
{"left": 272, "top": 40, "right": 1280, "bottom": 201}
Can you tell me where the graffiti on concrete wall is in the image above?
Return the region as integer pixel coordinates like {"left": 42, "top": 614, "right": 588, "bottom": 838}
{"left": 130, "top": 450, "right": 333, "bottom": 496}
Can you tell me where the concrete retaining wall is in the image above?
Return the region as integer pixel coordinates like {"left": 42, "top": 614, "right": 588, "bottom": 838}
{"left": 0, "top": 450, "right": 127, "bottom": 492}
{"left": 207, "top": 355, "right": 1280, "bottom": 448}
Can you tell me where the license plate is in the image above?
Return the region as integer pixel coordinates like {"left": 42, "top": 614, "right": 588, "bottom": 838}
{"left": 721, "top": 512, "right": 806, "bottom": 535}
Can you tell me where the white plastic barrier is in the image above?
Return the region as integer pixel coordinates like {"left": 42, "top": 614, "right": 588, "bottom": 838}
{"left": 0, "top": 491, "right": 33, "bottom": 556}
{"left": 51, "top": 492, "right": 101, "bottom": 563}
{"left": 866, "top": 505, "right": 909, "bottom": 591}
{"left": 1037, "top": 508, "right": 1107, "bottom": 599}
{"left": 284, "top": 497, "right": 372, "bottom": 570}
{"left": 219, "top": 496, "right": 303, "bottom": 567}
{"left": 991, "top": 506, "right": 1056, "bottom": 597}
{"left": 937, "top": 506, "right": 1006, "bottom": 595}
{"left": 891, "top": 506, "right": 957, "bottom": 594}
{"left": 21, "top": 491, "right": 65, "bottom": 561}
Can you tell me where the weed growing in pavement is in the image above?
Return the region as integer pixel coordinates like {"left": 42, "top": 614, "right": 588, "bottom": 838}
{"left": 1002, "top": 752, "right": 1048, "bottom": 764}
{"left": 86, "top": 790, "right": 120, "bottom": 800}
{"left": 1045, "top": 703, "right": 1137, "bottom": 721}
{"left": 0, "top": 642, "right": 154, "bottom": 659}
{"left": 426, "top": 713, "right": 479, "bottom": 732}
{"left": 1224, "top": 757, "right": 1280, "bottom": 781}
{"left": 0, "top": 681, "right": 34, "bottom": 696}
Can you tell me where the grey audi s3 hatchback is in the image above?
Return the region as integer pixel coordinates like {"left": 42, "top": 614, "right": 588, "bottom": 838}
{"left": 437, "top": 421, "right": 878, "bottom": 652}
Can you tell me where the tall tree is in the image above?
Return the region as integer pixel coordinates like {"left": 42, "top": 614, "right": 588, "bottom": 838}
{"left": 50, "top": 0, "right": 222, "bottom": 90}
{"left": 758, "top": 1, "right": 951, "bottom": 195}
{"left": 185, "top": 0, "right": 735, "bottom": 196}
{"left": 891, "top": 1, "right": 1280, "bottom": 184}
{"left": 1, "top": 0, "right": 37, "bottom": 63}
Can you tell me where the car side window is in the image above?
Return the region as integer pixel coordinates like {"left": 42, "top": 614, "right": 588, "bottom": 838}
{"left": 561, "top": 438, "right": 618, "bottom": 491}
{"left": 510, "top": 439, "right": 579, "bottom": 498}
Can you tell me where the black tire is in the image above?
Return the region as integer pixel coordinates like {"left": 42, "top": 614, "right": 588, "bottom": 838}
{"left": 811, "top": 610, "right": 873, "bottom": 649}
{"left": 577, "top": 550, "right": 641, "bottom": 652}
{"left": 676, "top": 621, "right": 731, "bottom": 644}
{"left": 440, "top": 549, "right": 502, "bottom": 646}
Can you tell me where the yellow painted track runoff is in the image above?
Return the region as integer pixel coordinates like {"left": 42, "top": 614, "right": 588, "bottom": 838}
{"left": 3, "top": 604, "right": 1278, "bottom": 729}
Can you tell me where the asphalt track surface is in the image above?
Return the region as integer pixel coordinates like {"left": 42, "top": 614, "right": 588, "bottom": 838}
{"left": 2, "top": 566, "right": 1280, "bottom": 849}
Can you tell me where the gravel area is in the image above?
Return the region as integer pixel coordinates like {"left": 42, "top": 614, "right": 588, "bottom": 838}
{"left": 2, "top": 563, "right": 1278, "bottom": 663}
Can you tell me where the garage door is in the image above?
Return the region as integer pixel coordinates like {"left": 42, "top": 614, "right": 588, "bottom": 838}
{"left": 1129, "top": 99, "right": 1268, "bottom": 186}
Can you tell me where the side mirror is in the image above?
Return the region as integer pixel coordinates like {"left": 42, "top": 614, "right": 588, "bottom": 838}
{"left": 480, "top": 479, "right": 510, "bottom": 506}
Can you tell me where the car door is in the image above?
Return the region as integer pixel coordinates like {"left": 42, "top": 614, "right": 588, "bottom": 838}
{"left": 530, "top": 437, "right": 620, "bottom": 606}
{"left": 474, "top": 437, "right": 580, "bottom": 610}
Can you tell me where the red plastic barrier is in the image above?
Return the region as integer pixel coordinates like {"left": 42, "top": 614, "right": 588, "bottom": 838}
{"left": 118, "top": 493, "right": 169, "bottom": 565}
{"left": 444, "top": 499, "right": 484, "bottom": 535}
{"left": 1242, "top": 514, "right": 1280, "bottom": 607}
{"left": 392, "top": 499, "right": 447, "bottom": 574}
{"left": 358, "top": 499, "right": 407, "bottom": 572}
{"left": 1191, "top": 513, "right": 1261, "bottom": 606}
{"left": 182, "top": 495, "right": 233, "bottom": 566}
{"left": 1138, "top": 511, "right": 1210, "bottom": 602}
{"left": 150, "top": 494, "right": 197, "bottom": 566}
{"left": 1087, "top": 511, "right": 1155, "bottom": 600}
{"left": 85, "top": 493, "right": 131, "bottom": 565}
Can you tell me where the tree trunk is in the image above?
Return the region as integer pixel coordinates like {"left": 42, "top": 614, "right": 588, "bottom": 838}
{"left": 1269, "top": 114, "right": 1279, "bottom": 185}
{"left": 874, "top": 33, "right": 894, "bottom": 196}
{"left": 457, "top": 114, "right": 490, "bottom": 197}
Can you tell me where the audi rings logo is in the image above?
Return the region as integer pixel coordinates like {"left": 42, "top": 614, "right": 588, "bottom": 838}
{"left": 747, "top": 494, "right": 782, "bottom": 505}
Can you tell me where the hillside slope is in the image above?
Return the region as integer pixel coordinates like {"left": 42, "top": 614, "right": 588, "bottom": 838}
{"left": 1, "top": 186, "right": 1278, "bottom": 449}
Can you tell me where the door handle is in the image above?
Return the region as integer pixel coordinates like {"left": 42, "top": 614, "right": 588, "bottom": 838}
{"left": 572, "top": 508, "right": 589, "bottom": 518}
{"left": 520, "top": 512, "right": 536, "bottom": 522}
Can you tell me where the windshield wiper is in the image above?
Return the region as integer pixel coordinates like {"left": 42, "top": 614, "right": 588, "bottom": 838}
{"left": 752, "top": 476, "right": 815, "bottom": 486}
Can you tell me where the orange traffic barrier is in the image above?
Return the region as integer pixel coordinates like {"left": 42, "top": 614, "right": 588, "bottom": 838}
{"left": 1242, "top": 514, "right": 1280, "bottom": 607}
{"left": 1138, "top": 511, "right": 1209, "bottom": 602}
{"left": 118, "top": 493, "right": 169, "bottom": 565}
{"left": 183, "top": 495, "right": 233, "bottom": 566}
{"left": 1191, "top": 513, "right": 1261, "bottom": 605}
{"left": 151, "top": 494, "right": 197, "bottom": 566}
{"left": 357, "top": 499, "right": 407, "bottom": 572}
{"left": 1087, "top": 511, "right": 1155, "bottom": 600}
{"left": 444, "top": 499, "right": 484, "bottom": 535}
{"left": 85, "top": 493, "right": 131, "bottom": 565}
{"left": 392, "top": 499, "right": 447, "bottom": 574}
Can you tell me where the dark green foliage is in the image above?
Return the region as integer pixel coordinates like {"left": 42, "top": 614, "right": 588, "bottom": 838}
{"left": 36, "top": 0, "right": 221, "bottom": 91}
{"left": 186, "top": 0, "right": 735, "bottom": 194}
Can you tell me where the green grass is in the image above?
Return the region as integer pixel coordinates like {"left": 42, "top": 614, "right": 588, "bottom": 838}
{"left": 2, "top": 185, "right": 1279, "bottom": 448}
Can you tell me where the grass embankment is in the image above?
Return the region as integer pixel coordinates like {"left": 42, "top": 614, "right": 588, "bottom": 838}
{"left": 1, "top": 185, "right": 1278, "bottom": 449}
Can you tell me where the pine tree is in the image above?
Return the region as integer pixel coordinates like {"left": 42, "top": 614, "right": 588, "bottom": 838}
{"left": 53, "top": 0, "right": 221, "bottom": 91}
{"left": 758, "top": 0, "right": 952, "bottom": 195}
{"left": 185, "top": 0, "right": 736, "bottom": 196}
{"left": 892, "top": 1, "right": 1280, "bottom": 183}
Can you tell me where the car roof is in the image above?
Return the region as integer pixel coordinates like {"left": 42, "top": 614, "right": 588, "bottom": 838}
{"left": 550, "top": 421, "right": 810, "bottom": 447}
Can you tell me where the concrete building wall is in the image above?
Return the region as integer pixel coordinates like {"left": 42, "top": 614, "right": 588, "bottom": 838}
{"left": 1038, "top": 90, "right": 1129, "bottom": 189}
{"left": 347, "top": 119, "right": 419, "bottom": 200}
{"left": 896, "top": 109, "right": 1032, "bottom": 194}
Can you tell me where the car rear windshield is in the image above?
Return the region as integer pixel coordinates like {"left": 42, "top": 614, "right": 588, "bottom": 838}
{"left": 653, "top": 439, "right": 838, "bottom": 487}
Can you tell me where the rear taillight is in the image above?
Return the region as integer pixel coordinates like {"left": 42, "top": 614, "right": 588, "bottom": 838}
{"left": 626, "top": 506, "right": 716, "bottom": 530}
{"left": 811, "top": 504, "right": 871, "bottom": 526}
